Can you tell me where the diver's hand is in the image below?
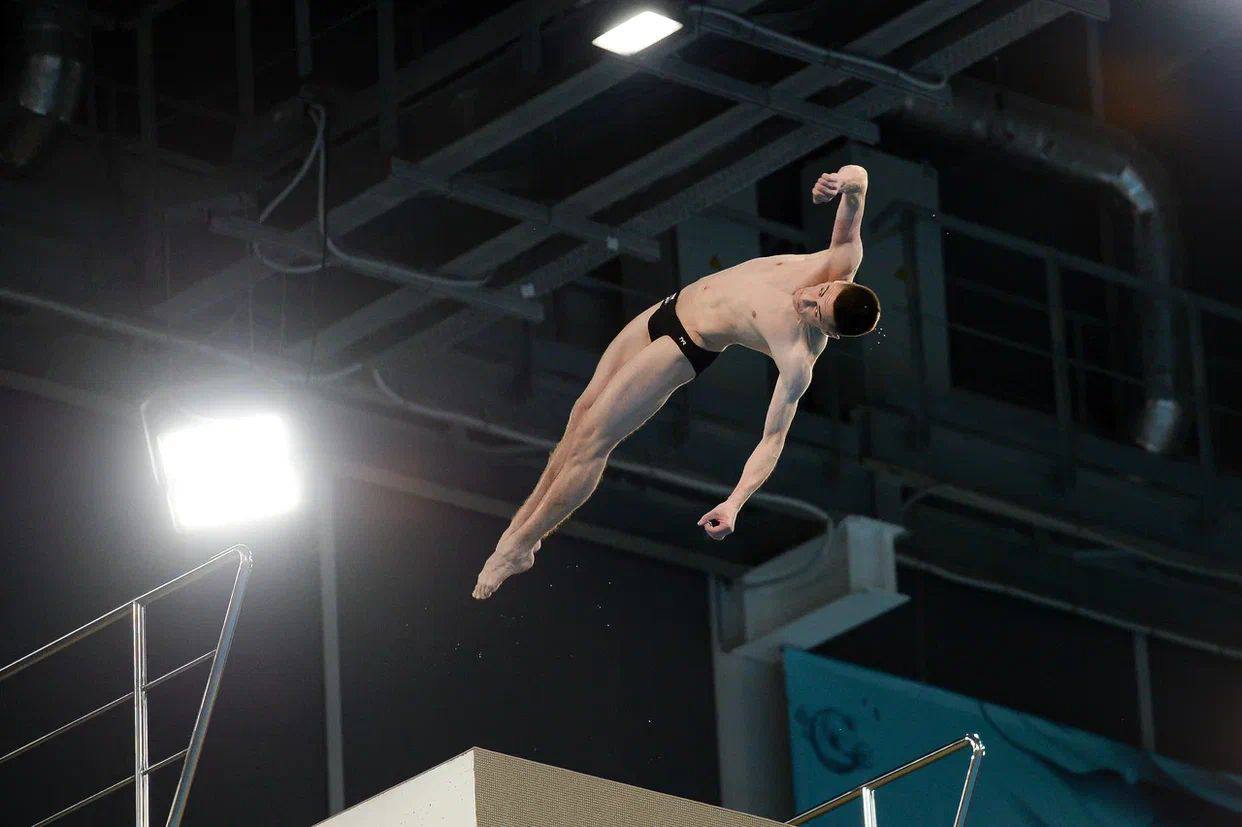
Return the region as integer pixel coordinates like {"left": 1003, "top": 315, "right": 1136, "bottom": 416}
{"left": 698, "top": 503, "right": 738, "bottom": 540}
{"left": 811, "top": 172, "right": 844, "bottom": 204}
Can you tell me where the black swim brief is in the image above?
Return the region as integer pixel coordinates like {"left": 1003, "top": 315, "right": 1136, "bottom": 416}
{"left": 648, "top": 291, "right": 719, "bottom": 375}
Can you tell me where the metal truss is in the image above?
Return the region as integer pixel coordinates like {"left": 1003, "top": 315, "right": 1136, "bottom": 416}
{"left": 289, "top": 0, "right": 996, "bottom": 362}
{"left": 149, "top": 0, "right": 1106, "bottom": 363}
{"left": 372, "top": 0, "right": 1105, "bottom": 363}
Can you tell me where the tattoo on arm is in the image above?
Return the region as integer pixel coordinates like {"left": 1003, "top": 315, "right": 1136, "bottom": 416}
{"left": 842, "top": 182, "right": 864, "bottom": 211}
{"left": 830, "top": 182, "right": 866, "bottom": 247}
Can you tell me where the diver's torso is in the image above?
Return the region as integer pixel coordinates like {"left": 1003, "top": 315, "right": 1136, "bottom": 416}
{"left": 675, "top": 252, "right": 832, "bottom": 356}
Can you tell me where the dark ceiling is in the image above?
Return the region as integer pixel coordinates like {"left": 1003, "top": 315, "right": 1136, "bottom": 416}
{"left": 3, "top": 0, "right": 1242, "bottom": 658}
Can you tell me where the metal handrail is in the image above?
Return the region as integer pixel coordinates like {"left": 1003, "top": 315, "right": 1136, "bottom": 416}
{"left": 787, "top": 734, "right": 986, "bottom": 827}
{"left": 0, "top": 545, "right": 254, "bottom": 827}
{"left": 869, "top": 199, "right": 1242, "bottom": 489}
{"left": 871, "top": 200, "right": 1242, "bottom": 325}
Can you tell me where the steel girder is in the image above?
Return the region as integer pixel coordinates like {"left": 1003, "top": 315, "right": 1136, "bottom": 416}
{"left": 377, "top": 0, "right": 1107, "bottom": 362}
{"left": 154, "top": 0, "right": 766, "bottom": 324}
{"left": 301, "top": 0, "right": 996, "bottom": 361}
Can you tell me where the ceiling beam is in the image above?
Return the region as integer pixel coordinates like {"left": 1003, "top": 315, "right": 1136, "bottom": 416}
{"left": 297, "top": 0, "right": 992, "bottom": 360}
{"left": 153, "top": 1, "right": 758, "bottom": 323}
{"left": 390, "top": 161, "right": 662, "bottom": 261}
{"left": 384, "top": 0, "right": 1101, "bottom": 358}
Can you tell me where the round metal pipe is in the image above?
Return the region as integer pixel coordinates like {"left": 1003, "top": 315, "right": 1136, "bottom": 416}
{"left": 2, "top": 0, "right": 89, "bottom": 171}
{"left": 896, "top": 78, "right": 1183, "bottom": 452}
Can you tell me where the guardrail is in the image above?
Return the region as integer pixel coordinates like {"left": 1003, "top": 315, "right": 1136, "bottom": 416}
{"left": 787, "top": 734, "right": 986, "bottom": 827}
{"left": 0, "top": 545, "right": 254, "bottom": 827}
{"left": 869, "top": 200, "right": 1241, "bottom": 499}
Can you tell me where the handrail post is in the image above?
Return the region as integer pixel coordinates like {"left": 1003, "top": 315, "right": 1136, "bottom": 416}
{"left": 860, "top": 786, "right": 877, "bottom": 827}
{"left": 165, "top": 547, "right": 253, "bottom": 827}
{"left": 1045, "top": 259, "right": 1076, "bottom": 488}
{"left": 132, "top": 601, "right": 151, "bottom": 827}
{"left": 787, "top": 735, "right": 985, "bottom": 826}
{"left": 951, "top": 734, "right": 986, "bottom": 827}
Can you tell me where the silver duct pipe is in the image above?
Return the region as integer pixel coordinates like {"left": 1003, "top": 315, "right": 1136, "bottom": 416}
{"left": 896, "top": 78, "right": 1182, "bottom": 453}
{"left": 1, "top": 0, "right": 88, "bottom": 172}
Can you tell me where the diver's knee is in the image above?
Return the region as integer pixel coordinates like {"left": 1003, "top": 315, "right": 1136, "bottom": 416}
{"left": 573, "top": 392, "right": 598, "bottom": 420}
{"left": 570, "top": 422, "right": 612, "bottom": 462}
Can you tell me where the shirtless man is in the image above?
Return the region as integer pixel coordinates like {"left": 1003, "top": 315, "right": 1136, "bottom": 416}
{"left": 473, "top": 164, "right": 878, "bottom": 599}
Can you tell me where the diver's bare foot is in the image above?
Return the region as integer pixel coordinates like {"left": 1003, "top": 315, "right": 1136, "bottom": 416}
{"left": 472, "top": 539, "right": 540, "bottom": 600}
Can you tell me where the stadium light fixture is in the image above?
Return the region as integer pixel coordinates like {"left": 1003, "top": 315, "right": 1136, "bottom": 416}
{"left": 592, "top": 10, "right": 682, "bottom": 55}
{"left": 148, "top": 410, "right": 302, "bottom": 532}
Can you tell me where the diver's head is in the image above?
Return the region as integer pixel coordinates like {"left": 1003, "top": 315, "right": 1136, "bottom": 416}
{"left": 797, "top": 282, "right": 881, "bottom": 339}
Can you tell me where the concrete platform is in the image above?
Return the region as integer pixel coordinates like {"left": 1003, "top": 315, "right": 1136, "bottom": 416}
{"left": 315, "top": 748, "right": 786, "bottom": 827}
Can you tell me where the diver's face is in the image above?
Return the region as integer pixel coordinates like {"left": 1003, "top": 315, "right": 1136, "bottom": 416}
{"left": 798, "top": 282, "right": 846, "bottom": 338}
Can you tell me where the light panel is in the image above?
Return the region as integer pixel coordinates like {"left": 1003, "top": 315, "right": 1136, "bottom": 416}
{"left": 156, "top": 413, "right": 300, "bottom": 531}
{"left": 592, "top": 10, "right": 682, "bottom": 56}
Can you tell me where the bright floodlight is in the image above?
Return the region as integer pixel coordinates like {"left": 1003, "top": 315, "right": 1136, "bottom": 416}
{"left": 156, "top": 413, "right": 301, "bottom": 532}
{"left": 592, "top": 10, "right": 682, "bottom": 55}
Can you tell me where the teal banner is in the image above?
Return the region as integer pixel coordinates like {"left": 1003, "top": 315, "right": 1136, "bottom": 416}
{"left": 784, "top": 649, "right": 1242, "bottom": 825}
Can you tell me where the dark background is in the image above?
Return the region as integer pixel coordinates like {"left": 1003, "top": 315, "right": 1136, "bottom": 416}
{"left": 3, "top": 1, "right": 1242, "bottom": 825}
{"left": 3, "top": 386, "right": 1241, "bottom": 825}
{"left": 0, "top": 391, "right": 720, "bottom": 825}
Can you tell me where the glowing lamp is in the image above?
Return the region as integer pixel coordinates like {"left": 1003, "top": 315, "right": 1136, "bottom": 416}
{"left": 152, "top": 412, "right": 301, "bottom": 532}
{"left": 593, "top": 10, "right": 682, "bottom": 55}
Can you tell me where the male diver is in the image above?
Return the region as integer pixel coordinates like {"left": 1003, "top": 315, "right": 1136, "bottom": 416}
{"left": 473, "top": 165, "right": 878, "bottom": 599}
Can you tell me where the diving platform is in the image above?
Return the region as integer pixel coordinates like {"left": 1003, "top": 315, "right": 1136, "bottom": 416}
{"left": 314, "top": 748, "right": 785, "bottom": 827}
{"left": 315, "top": 734, "right": 983, "bottom": 827}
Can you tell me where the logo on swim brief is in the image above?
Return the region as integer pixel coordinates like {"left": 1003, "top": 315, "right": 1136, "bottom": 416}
{"left": 678, "top": 336, "right": 687, "bottom": 346}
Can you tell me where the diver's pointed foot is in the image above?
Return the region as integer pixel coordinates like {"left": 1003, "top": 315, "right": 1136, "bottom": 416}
{"left": 472, "top": 539, "right": 539, "bottom": 600}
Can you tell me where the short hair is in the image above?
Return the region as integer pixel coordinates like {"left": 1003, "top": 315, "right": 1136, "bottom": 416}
{"left": 832, "top": 283, "right": 880, "bottom": 337}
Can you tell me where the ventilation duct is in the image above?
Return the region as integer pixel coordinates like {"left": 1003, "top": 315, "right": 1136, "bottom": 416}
{"left": 896, "top": 78, "right": 1182, "bottom": 453}
{"left": 1, "top": 0, "right": 88, "bottom": 173}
